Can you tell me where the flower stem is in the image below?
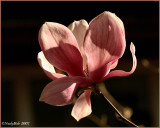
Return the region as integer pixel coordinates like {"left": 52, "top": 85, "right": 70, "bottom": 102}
{"left": 96, "top": 90, "right": 138, "bottom": 127}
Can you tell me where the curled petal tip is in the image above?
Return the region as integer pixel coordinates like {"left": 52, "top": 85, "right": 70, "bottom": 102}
{"left": 130, "top": 42, "right": 136, "bottom": 54}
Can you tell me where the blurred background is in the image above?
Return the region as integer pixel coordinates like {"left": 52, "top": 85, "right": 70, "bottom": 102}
{"left": 1, "top": 1, "right": 159, "bottom": 127}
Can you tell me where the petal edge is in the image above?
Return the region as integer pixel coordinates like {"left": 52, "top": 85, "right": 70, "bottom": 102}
{"left": 102, "top": 42, "right": 137, "bottom": 80}
{"left": 37, "top": 51, "right": 66, "bottom": 80}
{"left": 71, "top": 90, "right": 92, "bottom": 121}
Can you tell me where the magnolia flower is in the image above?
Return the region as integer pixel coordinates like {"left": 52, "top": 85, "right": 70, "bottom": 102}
{"left": 37, "top": 11, "right": 137, "bottom": 121}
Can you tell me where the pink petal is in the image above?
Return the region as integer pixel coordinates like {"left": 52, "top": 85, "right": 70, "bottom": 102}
{"left": 71, "top": 90, "right": 92, "bottom": 121}
{"left": 37, "top": 51, "right": 66, "bottom": 80}
{"left": 84, "top": 11, "right": 126, "bottom": 82}
{"left": 39, "top": 77, "right": 92, "bottom": 106}
{"left": 38, "top": 22, "right": 84, "bottom": 77}
{"left": 103, "top": 59, "right": 119, "bottom": 79}
{"left": 103, "top": 42, "right": 137, "bottom": 80}
{"left": 110, "top": 59, "right": 119, "bottom": 70}
{"left": 68, "top": 20, "right": 89, "bottom": 70}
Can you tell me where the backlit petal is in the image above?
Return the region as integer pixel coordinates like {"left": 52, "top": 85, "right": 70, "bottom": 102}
{"left": 39, "top": 22, "right": 84, "bottom": 76}
{"left": 71, "top": 90, "right": 92, "bottom": 121}
{"left": 68, "top": 20, "right": 89, "bottom": 70}
{"left": 103, "top": 42, "right": 137, "bottom": 80}
{"left": 84, "top": 11, "right": 126, "bottom": 82}
{"left": 110, "top": 59, "right": 119, "bottom": 70}
{"left": 37, "top": 51, "right": 66, "bottom": 80}
{"left": 39, "top": 77, "right": 91, "bottom": 106}
{"left": 103, "top": 59, "right": 119, "bottom": 80}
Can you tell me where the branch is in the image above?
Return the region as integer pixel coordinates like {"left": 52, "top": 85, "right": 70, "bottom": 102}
{"left": 98, "top": 83, "right": 133, "bottom": 119}
{"left": 96, "top": 90, "right": 138, "bottom": 127}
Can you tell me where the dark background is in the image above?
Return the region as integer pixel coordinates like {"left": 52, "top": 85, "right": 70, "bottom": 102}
{"left": 1, "top": 1, "right": 159, "bottom": 127}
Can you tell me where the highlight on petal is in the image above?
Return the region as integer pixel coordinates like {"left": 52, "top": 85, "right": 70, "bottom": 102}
{"left": 102, "top": 59, "right": 119, "bottom": 81}
{"left": 37, "top": 51, "right": 66, "bottom": 80}
{"left": 84, "top": 11, "right": 126, "bottom": 82}
{"left": 68, "top": 20, "right": 89, "bottom": 70}
{"left": 110, "top": 59, "right": 119, "bottom": 70}
{"left": 71, "top": 90, "right": 92, "bottom": 121}
{"left": 102, "top": 42, "right": 137, "bottom": 80}
{"left": 39, "top": 76, "right": 92, "bottom": 106}
{"left": 38, "top": 22, "right": 84, "bottom": 77}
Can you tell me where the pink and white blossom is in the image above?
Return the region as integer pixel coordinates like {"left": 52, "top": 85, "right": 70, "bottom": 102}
{"left": 37, "top": 11, "right": 137, "bottom": 121}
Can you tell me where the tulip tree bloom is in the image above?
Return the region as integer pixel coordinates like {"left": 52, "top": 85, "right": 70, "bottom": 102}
{"left": 37, "top": 11, "right": 137, "bottom": 121}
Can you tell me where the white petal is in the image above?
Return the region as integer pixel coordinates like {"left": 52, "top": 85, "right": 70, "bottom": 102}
{"left": 68, "top": 20, "right": 89, "bottom": 70}
{"left": 37, "top": 51, "right": 66, "bottom": 80}
{"left": 37, "top": 51, "right": 55, "bottom": 73}
{"left": 71, "top": 90, "right": 92, "bottom": 121}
